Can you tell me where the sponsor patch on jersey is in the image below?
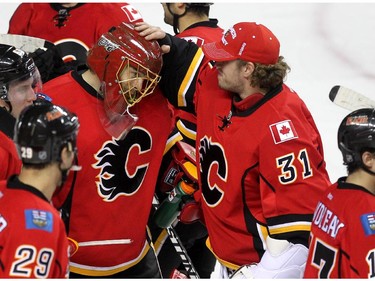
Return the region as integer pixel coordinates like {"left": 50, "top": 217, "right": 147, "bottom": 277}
{"left": 269, "top": 120, "right": 298, "bottom": 144}
{"left": 360, "top": 213, "right": 375, "bottom": 236}
{"left": 24, "top": 209, "right": 53, "bottom": 232}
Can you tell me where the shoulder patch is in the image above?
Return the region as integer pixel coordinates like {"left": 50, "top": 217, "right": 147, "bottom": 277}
{"left": 361, "top": 213, "right": 375, "bottom": 236}
{"left": 24, "top": 209, "right": 53, "bottom": 233}
{"left": 120, "top": 4, "right": 143, "bottom": 23}
{"left": 269, "top": 120, "right": 298, "bottom": 144}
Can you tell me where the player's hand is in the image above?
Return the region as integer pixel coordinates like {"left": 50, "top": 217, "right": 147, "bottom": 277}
{"left": 135, "top": 22, "right": 171, "bottom": 54}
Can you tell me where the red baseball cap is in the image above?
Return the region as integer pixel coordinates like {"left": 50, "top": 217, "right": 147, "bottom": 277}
{"left": 202, "top": 22, "right": 280, "bottom": 65}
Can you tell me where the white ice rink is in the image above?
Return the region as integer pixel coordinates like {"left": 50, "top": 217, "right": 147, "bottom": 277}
{"left": 1, "top": 2, "right": 375, "bottom": 182}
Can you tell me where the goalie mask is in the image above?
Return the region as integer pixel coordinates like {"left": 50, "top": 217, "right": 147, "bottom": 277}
{"left": 0, "top": 44, "right": 42, "bottom": 117}
{"left": 338, "top": 108, "right": 375, "bottom": 167}
{"left": 87, "top": 22, "right": 162, "bottom": 109}
{"left": 87, "top": 23, "right": 162, "bottom": 139}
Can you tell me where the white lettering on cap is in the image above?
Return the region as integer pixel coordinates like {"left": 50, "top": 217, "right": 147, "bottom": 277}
{"left": 238, "top": 43, "right": 246, "bottom": 56}
{"left": 221, "top": 26, "right": 237, "bottom": 46}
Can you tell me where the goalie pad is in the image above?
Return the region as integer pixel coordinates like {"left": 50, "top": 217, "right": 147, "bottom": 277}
{"left": 230, "top": 236, "right": 308, "bottom": 279}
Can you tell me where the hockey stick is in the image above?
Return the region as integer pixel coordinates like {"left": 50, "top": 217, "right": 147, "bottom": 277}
{"left": 329, "top": 85, "right": 375, "bottom": 111}
{"left": 152, "top": 195, "right": 200, "bottom": 279}
{"left": 0, "top": 34, "right": 52, "bottom": 53}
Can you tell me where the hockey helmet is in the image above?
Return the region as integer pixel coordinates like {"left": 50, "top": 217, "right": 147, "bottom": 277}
{"left": 87, "top": 22, "right": 162, "bottom": 110}
{"left": 338, "top": 107, "right": 375, "bottom": 165}
{"left": 15, "top": 101, "right": 80, "bottom": 165}
{"left": 0, "top": 43, "right": 42, "bottom": 101}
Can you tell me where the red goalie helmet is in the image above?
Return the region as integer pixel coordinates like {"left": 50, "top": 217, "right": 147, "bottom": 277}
{"left": 87, "top": 22, "right": 162, "bottom": 110}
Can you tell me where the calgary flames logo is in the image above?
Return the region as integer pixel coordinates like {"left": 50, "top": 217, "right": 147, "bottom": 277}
{"left": 92, "top": 127, "right": 152, "bottom": 202}
{"left": 199, "top": 136, "right": 227, "bottom": 207}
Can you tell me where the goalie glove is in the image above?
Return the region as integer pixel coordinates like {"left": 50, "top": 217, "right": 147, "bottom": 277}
{"left": 29, "top": 41, "right": 69, "bottom": 83}
{"left": 160, "top": 141, "right": 197, "bottom": 193}
{"left": 178, "top": 196, "right": 203, "bottom": 224}
{"left": 230, "top": 236, "right": 308, "bottom": 279}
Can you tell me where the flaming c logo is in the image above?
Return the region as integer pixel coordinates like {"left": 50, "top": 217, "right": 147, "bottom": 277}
{"left": 92, "top": 127, "right": 152, "bottom": 202}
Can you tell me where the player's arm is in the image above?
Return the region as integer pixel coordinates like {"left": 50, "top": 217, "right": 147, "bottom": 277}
{"left": 136, "top": 22, "right": 204, "bottom": 113}
{"left": 158, "top": 34, "right": 204, "bottom": 113}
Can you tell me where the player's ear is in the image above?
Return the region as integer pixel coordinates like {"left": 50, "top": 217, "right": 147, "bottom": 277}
{"left": 60, "top": 144, "right": 74, "bottom": 169}
{"left": 362, "top": 151, "right": 375, "bottom": 170}
{"left": 176, "top": 3, "right": 186, "bottom": 14}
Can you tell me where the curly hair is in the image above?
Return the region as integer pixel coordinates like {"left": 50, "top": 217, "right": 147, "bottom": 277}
{"left": 246, "top": 56, "right": 290, "bottom": 91}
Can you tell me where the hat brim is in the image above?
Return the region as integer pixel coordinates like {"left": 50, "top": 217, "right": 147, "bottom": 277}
{"left": 202, "top": 41, "right": 236, "bottom": 62}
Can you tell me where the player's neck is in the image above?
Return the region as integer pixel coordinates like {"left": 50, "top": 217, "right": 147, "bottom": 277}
{"left": 178, "top": 14, "right": 209, "bottom": 33}
{"left": 81, "top": 69, "right": 101, "bottom": 93}
{"left": 18, "top": 165, "right": 60, "bottom": 201}
{"left": 346, "top": 170, "right": 375, "bottom": 195}
{"left": 60, "top": 3, "right": 78, "bottom": 8}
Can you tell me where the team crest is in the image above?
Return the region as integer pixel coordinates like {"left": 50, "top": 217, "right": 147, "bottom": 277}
{"left": 92, "top": 128, "right": 151, "bottom": 202}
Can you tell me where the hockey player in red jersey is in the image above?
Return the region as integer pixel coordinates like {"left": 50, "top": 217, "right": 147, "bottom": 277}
{"left": 0, "top": 43, "right": 42, "bottom": 180}
{"left": 42, "top": 22, "right": 172, "bottom": 278}
{"left": 137, "top": 21, "right": 331, "bottom": 278}
{"left": 8, "top": 3, "right": 143, "bottom": 70}
{"left": 151, "top": 3, "right": 223, "bottom": 278}
{"left": 0, "top": 101, "right": 79, "bottom": 278}
{"left": 304, "top": 108, "right": 375, "bottom": 278}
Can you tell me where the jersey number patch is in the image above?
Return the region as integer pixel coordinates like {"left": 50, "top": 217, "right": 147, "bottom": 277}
{"left": 10, "top": 245, "right": 54, "bottom": 278}
{"left": 276, "top": 148, "right": 313, "bottom": 184}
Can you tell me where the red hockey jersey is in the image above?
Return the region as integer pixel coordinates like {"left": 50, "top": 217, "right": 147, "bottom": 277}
{"left": 159, "top": 39, "right": 331, "bottom": 269}
{"left": 304, "top": 178, "right": 375, "bottom": 278}
{"left": 0, "top": 176, "right": 69, "bottom": 278}
{"left": 0, "top": 109, "right": 21, "bottom": 181}
{"left": 43, "top": 71, "right": 172, "bottom": 276}
{"left": 0, "top": 130, "right": 21, "bottom": 181}
{"left": 8, "top": 3, "right": 143, "bottom": 65}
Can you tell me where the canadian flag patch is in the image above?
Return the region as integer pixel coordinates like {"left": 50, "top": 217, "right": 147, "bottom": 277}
{"left": 269, "top": 120, "right": 298, "bottom": 144}
{"left": 121, "top": 4, "right": 143, "bottom": 22}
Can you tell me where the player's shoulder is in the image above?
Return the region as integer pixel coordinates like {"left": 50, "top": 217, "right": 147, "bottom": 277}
{"left": 16, "top": 2, "right": 51, "bottom": 12}
{"left": 43, "top": 71, "right": 76, "bottom": 92}
{"left": 317, "top": 181, "right": 372, "bottom": 216}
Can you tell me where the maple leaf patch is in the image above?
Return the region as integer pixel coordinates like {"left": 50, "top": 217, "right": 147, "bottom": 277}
{"left": 269, "top": 120, "right": 298, "bottom": 144}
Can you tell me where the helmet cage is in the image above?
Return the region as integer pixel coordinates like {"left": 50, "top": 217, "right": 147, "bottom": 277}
{"left": 115, "top": 57, "right": 161, "bottom": 107}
